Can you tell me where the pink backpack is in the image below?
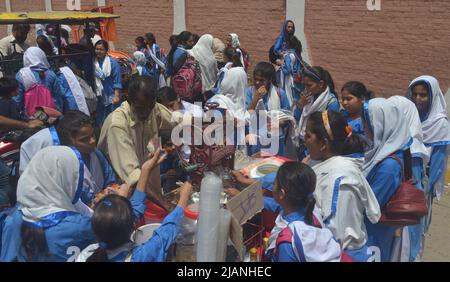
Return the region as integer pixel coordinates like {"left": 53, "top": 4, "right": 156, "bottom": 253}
{"left": 171, "top": 55, "right": 203, "bottom": 102}
{"left": 24, "top": 74, "right": 56, "bottom": 118}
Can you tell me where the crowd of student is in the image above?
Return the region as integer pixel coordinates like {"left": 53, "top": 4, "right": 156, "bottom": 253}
{"left": 0, "top": 19, "right": 448, "bottom": 262}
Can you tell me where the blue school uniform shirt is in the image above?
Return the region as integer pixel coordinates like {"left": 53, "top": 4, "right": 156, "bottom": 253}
{"left": 103, "top": 206, "right": 184, "bottom": 262}
{"left": 0, "top": 190, "right": 146, "bottom": 262}
{"left": 98, "top": 57, "right": 122, "bottom": 107}
{"left": 365, "top": 151, "right": 403, "bottom": 262}
{"left": 348, "top": 117, "right": 365, "bottom": 137}
{"left": 14, "top": 69, "right": 63, "bottom": 112}
{"left": 57, "top": 72, "right": 83, "bottom": 112}
{"left": 80, "top": 149, "right": 117, "bottom": 206}
{"left": 167, "top": 46, "right": 187, "bottom": 77}
{"left": 427, "top": 145, "right": 448, "bottom": 197}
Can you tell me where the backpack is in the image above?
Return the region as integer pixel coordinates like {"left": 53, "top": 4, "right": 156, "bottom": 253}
{"left": 23, "top": 72, "right": 56, "bottom": 118}
{"left": 378, "top": 153, "right": 428, "bottom": 227}
{"left": 171, "top": 55, "right": 202, "bottom": 102}
{"left": 274, "top": 225, "right": 353, "bottom": 262}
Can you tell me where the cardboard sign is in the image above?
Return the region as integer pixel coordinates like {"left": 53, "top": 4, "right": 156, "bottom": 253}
{"left": 226, "top": 181, "right": 263, "bottom": 259}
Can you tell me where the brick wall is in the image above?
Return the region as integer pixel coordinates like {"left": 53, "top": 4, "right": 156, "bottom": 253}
{"left": 111, "top": 0, "right": 173, "bottom": 54}
{"left": 0, "top": 0, "right": 6, "bottom": 37}
{"left": 305, "top": 0, "right": 450, "bottom": 97}
{"left": 185, "top": 0, "right": 286, "bottom": 72}
{"left": 0, "top": 0, "right": 449, "bottom": 97}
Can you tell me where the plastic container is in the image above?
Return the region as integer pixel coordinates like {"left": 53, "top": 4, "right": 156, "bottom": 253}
{"left": 144, "top": 200, "right": 168, "bottom": 224}
{"left": 176, "top": 203, "right": 199, "bottom": 262}
{"left": 178, "top": 203, "right": 199, "bottom": 245}
{"left": 131, "top": 223, "right": 161, "bottom": 245}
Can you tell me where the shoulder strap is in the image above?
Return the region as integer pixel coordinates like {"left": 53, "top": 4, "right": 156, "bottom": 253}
{"left": 385, "top": 154, "right": 406, "bottom": 181}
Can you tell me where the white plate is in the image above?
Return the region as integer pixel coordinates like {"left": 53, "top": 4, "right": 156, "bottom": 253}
{"left": 249, "top": 163, "right": 280, "bottom": 178}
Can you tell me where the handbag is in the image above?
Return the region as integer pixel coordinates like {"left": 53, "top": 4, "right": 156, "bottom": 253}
{"left": 378, "top": 152, "right": 428, "bottom": 227}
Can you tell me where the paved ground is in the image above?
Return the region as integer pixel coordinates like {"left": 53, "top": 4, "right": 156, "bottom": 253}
{"left": 422, "top": 159, "right": 450, "bottom": 262}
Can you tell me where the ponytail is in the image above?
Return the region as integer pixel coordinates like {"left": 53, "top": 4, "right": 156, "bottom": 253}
{"left": 276, "top": 162, "right": 317, "bottom": 226}
{"left": 168, "top": 31, "right": 192, "bottom": 70}
{"left": 86, "top": 245, "right": 109, "bottom": 262}
{"left": 308, "top": 111, "right": 365, "bottom": 156}
{"left": 21, "top": 224, "right": 49, "bottom": 261}
{"left": 304, "top": 196, "right": 316, "bottom": 226}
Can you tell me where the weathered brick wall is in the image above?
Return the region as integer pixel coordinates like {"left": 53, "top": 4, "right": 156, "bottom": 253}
{"left": 0, "top": 0, "right": 6, "bottom": 37}
{"left": 185, "top": 0, "right": 286, "bottom": 72}
{"left": 305, "top": 0, "right": 450, "bottom": 97}
{"left": 0, "top": 0, "right": 449, "bottom": 97}
{"left": 104, "top": 0, "right": 173, "bottom": 54}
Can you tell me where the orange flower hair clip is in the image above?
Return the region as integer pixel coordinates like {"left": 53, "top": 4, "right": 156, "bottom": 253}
{"left": 345, "top": 125, "right": 353, "bottom": 139}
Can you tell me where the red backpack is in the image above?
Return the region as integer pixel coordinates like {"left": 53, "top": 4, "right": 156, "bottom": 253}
{"left": 171, "top": 55, "right": 202, "bottom": 102}
{"left": 23, "top": 72, "right": 56, "bottom": 118}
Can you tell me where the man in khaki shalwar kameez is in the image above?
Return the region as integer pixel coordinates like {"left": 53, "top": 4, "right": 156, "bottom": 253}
{"left": 98, "top": 76, "right": 178, "bottom": 210}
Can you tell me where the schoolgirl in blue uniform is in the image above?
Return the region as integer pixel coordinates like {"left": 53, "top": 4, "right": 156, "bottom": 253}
{"left": 388, "top": 95, "right": 430, "bottom": 261}
{"left": 166, "top": 31, "right": 194, "bottom": 77}
{"left": 361, "top": 98, "right": 412, "bottom": 262}
{"left": 76, "top": 151, "right": 193, "bottom": 262}
{"left": 264, "top": 162, "right": 343, "bottom": 262}
{"left": 294, "top": 66, "right": 340, "bottom": 160}
{"left": 14, "top": 47, "right": 64, "bottom": 114}
{"left": 19, "top": 111, "right": 116, "bottom": 205}
{"left": 304, "top": 110, "right": 381, "bottom": 262}
{"left": 280, "top": 35, "right": 304, "bottom": 112}
{"left": 1, "top": 147, "right": 168, "bottom": 262}
{"left": 407, "top": 76, "right": 450, "bottom": 238}
{"left": 340, "top": 81, "right": 372, "bottom": 137}
{"left": 245, "top": 62, "right": 291, "bottom": 157}
{"left": 93, "top": 40, "right": 122, "bottom": 125}
{"left": 273, "top": 20, "right": 295, "bottom": 57}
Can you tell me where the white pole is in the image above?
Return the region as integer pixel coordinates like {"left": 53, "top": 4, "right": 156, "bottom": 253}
{"left": 45, "top": 0, "right": 52, "bottom": 11}
{"left": 286, "top": 0, "right": 312, "bottom": 65}
{"left": 5, "top": 0, "right": 12, "bottom": 34}
{"left": 173, "top": 0, "right": 186, "bottom": 34}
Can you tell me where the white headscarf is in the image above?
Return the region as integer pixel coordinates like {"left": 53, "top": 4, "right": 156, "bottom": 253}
{"left": 407, "top": 75, "right": 450, "bottom": 146}
{"left": 133, "top": 51, "right": 146, "bottom": 66}
{"left": 209, "top": 66, "right": 247, "bottom": 121}
{"left": 19, "top": 47, "right": 51, "bottom": 90}
{"left": 212, "top": 38, "right": 225, "bottom": 62}
{"left": 296, "top": 87, "right": 333, "bottom": 140}
{"left": 94, "top": 55, "right": 112, "bottom": 97}
{"left": 362, "top": 98, "right": 411, "bottom": 176}
{"left": 388, "top": 96, "right": 429, "bottom": 159}
{"left": 17, "top": 146, "right": 83, "bottom": 222}
{"left": 60, "top": 66, "right": 90, "bottom": 116}
{"left": 23, "top": 46, "right": 50, "bottom": 71}
{"left": 229, "top": 33, "right": 240, "bottom": 48}
{"left": 287, "top": 221, "right": 342, "bottom": 262}
{"left": 188, "top": 34, "right": 218, "bottom": 92}
{"left": 133, "top": 51, "right": 147, "bottom": 76}
{"left": 228, "top": 33, "right": 245, "bottom": 67}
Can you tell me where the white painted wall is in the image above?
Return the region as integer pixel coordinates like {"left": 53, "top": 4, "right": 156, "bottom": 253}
{"left": 446, "top": 88, "right": 450, "bottom": 118}
{"left": 5, "top": 0, "right": 12, "bottom": 34}
{"left": 173, "top": 0, "right": 186, "bottom": 34}
{"left": 286, "top": 0, "right": 311, "bottom": 65}
{"left": 45, "top": 0, "right": 53, "bottom": 11}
